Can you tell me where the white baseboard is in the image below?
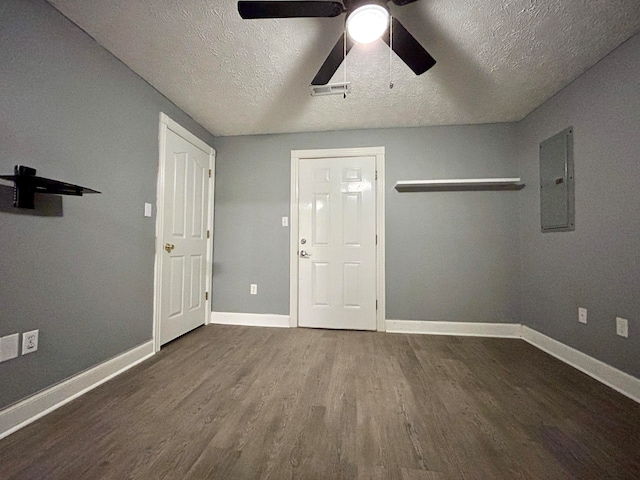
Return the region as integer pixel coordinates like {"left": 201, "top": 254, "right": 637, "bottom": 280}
{"left": 211, "top": 312, "right": 290, "bottom": 328}
{"left": 0, "top": 341, "right": 154, "bottom": 441}
{"left": 385, "top": 319, "right": 521, "bottom": 338}
{"left": 521, "top": 326, "right": 640, "bottom": 404}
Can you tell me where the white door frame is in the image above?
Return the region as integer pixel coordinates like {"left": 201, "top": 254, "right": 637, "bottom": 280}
{"left": 289, "top": 146, "right": 386, "bottom": 332}
{"left": 153, "top": 113, "right": 215, "bottom": 352}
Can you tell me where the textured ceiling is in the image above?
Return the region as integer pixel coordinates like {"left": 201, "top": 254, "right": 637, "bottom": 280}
{"left": 48, "top": 0, "right": 640, "bottom": 137}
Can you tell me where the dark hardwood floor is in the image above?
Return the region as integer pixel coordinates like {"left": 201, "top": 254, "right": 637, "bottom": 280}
{"left": 1, "top": 325, "right": 639, "bottom": 479}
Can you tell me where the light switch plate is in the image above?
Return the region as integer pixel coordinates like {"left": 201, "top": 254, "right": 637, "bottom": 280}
{"left": 0, "top": 333, "right": 19, "bottom": 362}
{"left": 144, "top": 203, "right": 152, "bottom": 217}
{"left": 282, "top": 216, "right": 288, "bottom": 227}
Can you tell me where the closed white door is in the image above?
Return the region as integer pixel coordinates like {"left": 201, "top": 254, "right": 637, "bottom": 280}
{"left": 159, "top": 128, "right": 210, "bottom": 345}
{"left": 298, "top": 155, "right": 377, "bottom": 330}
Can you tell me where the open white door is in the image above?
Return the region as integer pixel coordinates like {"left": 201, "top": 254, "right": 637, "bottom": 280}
{"left": 291, "top": 147, "right": 385, "bottom": 331}
{"left": 155, "top": 114, "right": 214, "bottom": 347}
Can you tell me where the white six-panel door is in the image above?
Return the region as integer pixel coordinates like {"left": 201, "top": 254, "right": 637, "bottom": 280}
{"left": 159, "top": 125, "right": 211, "bottom": 345}
{"left": 297, "top": 155, "right": 377, "bottom": 330}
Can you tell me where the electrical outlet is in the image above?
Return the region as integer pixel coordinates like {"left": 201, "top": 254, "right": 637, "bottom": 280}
{"left": 616, "top": 317, "right": 628, "bottom": 338}
{"left": 22, "top": 329, "right": 39, "bottom": 355}
{"left": 578, "top": 307, "right": 587, "bottom": 324}
{"left": 0, "top": 334, "right": 20, "bottom": 363}
{"left": 250, "top": 284, "right": 257, "bottom": 295}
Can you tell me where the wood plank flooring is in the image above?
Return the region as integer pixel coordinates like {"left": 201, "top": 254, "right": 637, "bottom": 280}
{"left": 1, "top": 325, "right": 639, "bottom": 479}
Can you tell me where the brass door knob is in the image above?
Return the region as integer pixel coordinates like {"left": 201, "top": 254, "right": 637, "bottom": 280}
{"left": 164, "top": 243, "right": 175, "bottom": 253}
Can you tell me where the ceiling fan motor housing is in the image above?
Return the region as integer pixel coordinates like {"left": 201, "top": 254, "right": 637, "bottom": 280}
{"left": 346, "top": 3, "right": 390, "bottom": 44}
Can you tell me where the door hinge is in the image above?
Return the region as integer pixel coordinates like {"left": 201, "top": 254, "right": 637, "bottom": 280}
{"left": 376, "top": 300, "right": 378, "bottom": 310}
{"left": 209, "top": 169, "right": 212, "bottom": 178}
{"left": 375, "top": 171, "right": 378, "bottom": 181}
{"left": 205, "top": 292, "right": 209, "bottom": 301}
{"left": 207, "top": 230, "right": 210, "bottom": 239}
{"left": 376, "top": 234, "right": 378, "bottom": 245}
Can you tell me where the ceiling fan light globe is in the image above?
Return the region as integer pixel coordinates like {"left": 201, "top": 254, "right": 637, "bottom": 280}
{"left": 346, "top": 4, "right": 389, "bottom": 44}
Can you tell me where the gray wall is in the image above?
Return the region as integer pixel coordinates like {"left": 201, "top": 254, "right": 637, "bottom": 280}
{"left": 0, "top": 0, "right": 215, "bottom": 409}
{"left": 213, "top": 124, "right": 522, "bottom": 323}
{"left": 517, "top": 32, "right": 640, "bottom": 378}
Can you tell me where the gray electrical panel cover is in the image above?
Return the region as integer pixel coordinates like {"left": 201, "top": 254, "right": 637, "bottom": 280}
{"left": 539, "top": 127, "right": 574, "bottom": 232}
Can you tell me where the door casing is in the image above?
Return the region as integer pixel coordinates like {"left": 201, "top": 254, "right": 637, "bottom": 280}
{"left": 153, "top": 113, "right": 215, "bottom": 352}
{"left": 289, "top": 147, "right": 385, "bottom": 331}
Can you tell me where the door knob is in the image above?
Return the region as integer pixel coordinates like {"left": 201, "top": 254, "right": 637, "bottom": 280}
{"left": 164, "top": 243, "right": 175, "bottom": 253}
{"left": 300, "top": 250, "right": 311, "bottom": 258}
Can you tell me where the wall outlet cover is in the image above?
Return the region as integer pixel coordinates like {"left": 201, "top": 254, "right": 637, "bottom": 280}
{"left": 250, "top": 284, "right": 257, "bottom": 295}
{"left": 22, "top": 329, "right": 39, "bottom": 354}
{"left": 578, "top": 307, "right": 587, "bottom": 324}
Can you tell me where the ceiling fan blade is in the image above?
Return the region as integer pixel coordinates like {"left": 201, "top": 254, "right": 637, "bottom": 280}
{"left": 238, "top": 1, "right": 344, "bottom": 19}
{"left": 390, "top": 0, "right": 420, "bottom": 5}
{"left": 382, "top": 17, "right": 436, "bottom": 75}
{"left": 311, "top": 33, "right": 354, "bottom": 85}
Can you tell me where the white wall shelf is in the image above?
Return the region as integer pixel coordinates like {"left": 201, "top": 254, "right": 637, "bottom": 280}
{"left": 394, "top": 178, "right": 525, "bottom": 192}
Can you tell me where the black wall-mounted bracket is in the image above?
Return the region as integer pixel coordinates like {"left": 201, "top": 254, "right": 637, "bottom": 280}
{"left": 0, "top": 165, "right": 100, "bottom": 209}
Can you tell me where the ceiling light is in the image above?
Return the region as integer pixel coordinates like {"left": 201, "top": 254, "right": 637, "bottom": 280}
{"left": 346, "top": 4, "right": 389, "bottom": 45}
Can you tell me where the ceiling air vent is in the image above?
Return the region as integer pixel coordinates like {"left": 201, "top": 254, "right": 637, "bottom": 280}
{"left": 310, "top": 82, "right": 351, "bottom": 97}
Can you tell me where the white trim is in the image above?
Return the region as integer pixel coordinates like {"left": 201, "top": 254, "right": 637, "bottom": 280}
{"left": 375, "top": 152, "right": 386, "bottom": 332}
{"left": 0, "top": 341, "right": 154, "bottom": 440}
{"left": 205, "top": 150, "right": 216, "bottom": 326}
{"left": 289, "top": 146, "right": 386, "bottom": 331}
{"left": 211, "top": 312, "right": 290, "bottom": 328}
{"left": 289, "top": 155, "right": 299, "bottom": 329}
{"left": 153, "top": 116, "right": 168, "bottom": 353}
{"left": 154, "top": 113, "right": 215, "bottom": 352}
{"left": 521, "top": 326, "right": 640, "bottom": 404}
{"left": 159, "top": 113, "right": 212, "bottom": 154}
{"left": 385, "top": 320, "right": 521, "bottom": 338}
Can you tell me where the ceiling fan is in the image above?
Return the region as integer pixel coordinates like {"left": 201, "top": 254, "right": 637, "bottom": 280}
{"left": 237, "top": 0, "right": 436, "bottom": 85}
